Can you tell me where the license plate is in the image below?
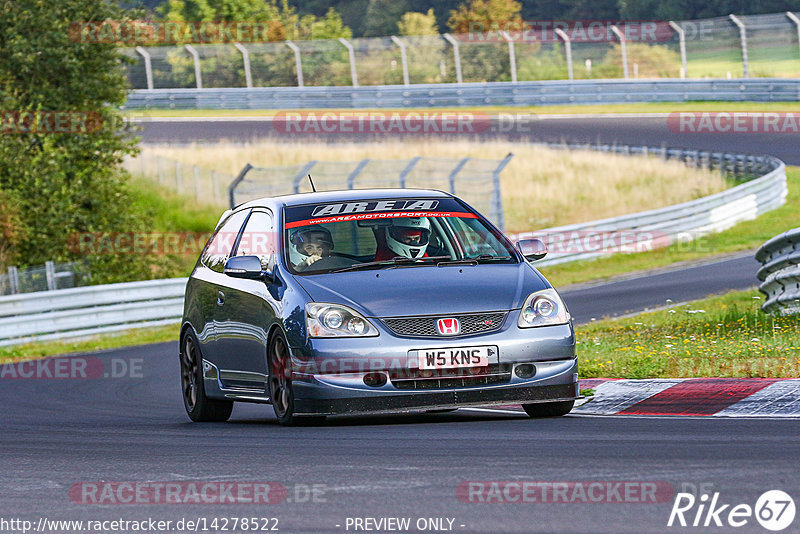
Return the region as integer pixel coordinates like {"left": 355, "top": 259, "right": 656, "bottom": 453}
{"left": 414, "top": 346, "right": 498, "bottom": 370}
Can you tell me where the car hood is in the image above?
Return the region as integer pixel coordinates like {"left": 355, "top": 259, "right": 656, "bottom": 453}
{"left": 291, "top": 263, "right": 549, "bottom": 318}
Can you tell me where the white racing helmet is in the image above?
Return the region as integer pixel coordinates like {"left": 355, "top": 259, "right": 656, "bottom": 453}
{"left": 385, "top": 217, "right": 431, "bottom": 258}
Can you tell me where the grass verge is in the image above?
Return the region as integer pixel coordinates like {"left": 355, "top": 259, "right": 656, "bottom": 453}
{"left": 577, "top": 289, "right": 800, "bottom": 379}
{"left": 539, "top": 166, "right": 799, "bottom": 288}
{"left": 0, "top": 324, "right": 179, "bottom": 363}
{"left": 125, "top": 101, "right": 800, "bottom": 118}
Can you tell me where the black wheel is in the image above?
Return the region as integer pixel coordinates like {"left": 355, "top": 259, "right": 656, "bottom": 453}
{"left": 268, "top": 330, "right": 325, "bottom": 426}
{"left": 180, "top": 330, "right": 233, "bottom": 422}
{"left": 522, "top": 400, "right": 574, "bottom": 418}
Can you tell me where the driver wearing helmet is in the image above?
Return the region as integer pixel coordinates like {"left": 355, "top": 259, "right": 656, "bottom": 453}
{"left": 374, "top": 217, "right": 431, "bottom": 261}
{"left": 291, "top": 226, "right": 334, "bottom": 270}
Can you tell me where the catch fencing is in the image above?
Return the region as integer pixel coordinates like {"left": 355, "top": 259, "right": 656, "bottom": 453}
{"left": 123, "top": 153, "right": 235, "bottom": 204}
{"left": 757, "top": 228, "right": 800, "bottom": 315}
{"left": 230, "top": 155, "right": 513, "bottom": 230}
{"left": 121, "top": 11, "right": 800, "bottom": 90}
{"left": 0, "top": 261, "right": 88, "bottom": 297}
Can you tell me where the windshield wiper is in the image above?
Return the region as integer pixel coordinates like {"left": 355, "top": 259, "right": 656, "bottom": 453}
{"left": 436, "top": 254, "right": 514, "bottom": 266}
{"left": 330, "top": 256, "right": 452, "bottom": 273}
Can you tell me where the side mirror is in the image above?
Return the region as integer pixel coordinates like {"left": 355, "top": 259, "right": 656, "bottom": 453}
{"left": 516, "top": 239, "right": 548, "bottom": 261}
{"left": 224, "top": 255, "right": 271, "bottom": 281}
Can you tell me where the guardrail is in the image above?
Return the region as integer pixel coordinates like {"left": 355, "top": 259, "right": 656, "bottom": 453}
{"left": 511, "top": 144, "right": 787, "bottom": 267}
{"left": 0, "top": 278, "right": 186, "bottom": 346}
{"left": 756, "top": 228, "right": 800, "bottom": 315}
{"left": 124, "top": 78, "right": 800, "bottom": 110}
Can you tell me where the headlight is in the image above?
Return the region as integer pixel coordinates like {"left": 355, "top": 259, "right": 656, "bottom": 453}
{"left": 306, "top": 303, "right": 379, "bottom": 338}
{"left": 517, "top": 289, "right": 570, "bottom": 328}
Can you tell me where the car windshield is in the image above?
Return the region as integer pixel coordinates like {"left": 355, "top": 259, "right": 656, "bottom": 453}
{"left": 283, "top": 197, "right": 518, "bottom": 275}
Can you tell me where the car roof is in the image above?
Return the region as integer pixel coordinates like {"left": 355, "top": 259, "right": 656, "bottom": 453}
{"left": 236, "top": 188, "right": 454, "bottom": 211}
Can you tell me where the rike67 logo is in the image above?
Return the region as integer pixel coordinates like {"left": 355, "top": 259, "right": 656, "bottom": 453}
{"left": 668, "top": 490, "right": 795, "bottom": 531}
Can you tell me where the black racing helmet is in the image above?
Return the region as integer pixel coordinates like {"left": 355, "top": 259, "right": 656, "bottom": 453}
{"left": 290, "top": 225, "right": 334, "bottom": 256}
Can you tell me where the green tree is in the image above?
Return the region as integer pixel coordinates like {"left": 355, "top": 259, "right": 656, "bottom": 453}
{"left": 0, "top": 0, "right": 166, "bottom": 282}
{"left": 398, "top": 9, "right": 439, "bottom": 36}
{"left": 363, "top": 0, "right": 410, "bottom": 37}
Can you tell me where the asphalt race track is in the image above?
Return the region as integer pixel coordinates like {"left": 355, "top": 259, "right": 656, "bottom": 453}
{"left": 3, "top": 342, "right": 800, "bottom": 533}
{"left": 3, "top": 116, "right": 795, "bottom": 533}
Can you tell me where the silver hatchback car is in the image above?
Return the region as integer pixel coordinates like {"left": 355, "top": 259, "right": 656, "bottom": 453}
{"left": 180, "top": 189, "right": 579, "bottom": 425}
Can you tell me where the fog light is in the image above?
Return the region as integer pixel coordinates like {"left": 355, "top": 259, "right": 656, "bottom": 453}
{"left": 363, "top": 372, "right": 387, "bottom": 387}
{"left": 514, "top": 364, "right": 536, "bottom": 379}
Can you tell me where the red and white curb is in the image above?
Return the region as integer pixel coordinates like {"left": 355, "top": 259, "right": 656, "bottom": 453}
{"left": 575, "top": 378, "right": 800, "bottom": 417}
{"left": 467, "top": 378, "right": 800, "bottom": 417}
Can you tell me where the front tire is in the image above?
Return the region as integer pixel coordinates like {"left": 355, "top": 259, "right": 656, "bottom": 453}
{"left": 180, "top": 330, "right": 233, "bottom": 422}
{"left": 268, "top": 330, "right": 324, "bottom": 426}
{"left": 522, "top": 400, "right": 574, "bottom": 418}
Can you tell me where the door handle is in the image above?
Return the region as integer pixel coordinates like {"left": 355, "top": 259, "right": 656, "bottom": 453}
{"left": 216, "top": 291, "right": 225, "bottom": 306}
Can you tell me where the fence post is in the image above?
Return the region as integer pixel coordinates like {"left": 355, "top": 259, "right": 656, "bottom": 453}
{"left": 398, "top": 156, "right": 421, "bottom": 188}
{"left": 491, "top": 153, "right": 513, "bottom": 232}
{"left": 338, "top": 38, "right": 358, "bottom": 87}
{"left": 45, "top": 261, "right": 56, "bottom": 291}
{"left": 443, "top": 34, "right": 463, "bottom": 84}
{"left": 610, "top": 25, "right": 629, "bottom": 79}
{"left": 194, "top": 166, "right": 201, "bottom": 201}
{"left": 500, "top": 31, "right": 517, "bottom": 83}
{"left": 448, "top": 157, "right": 470, "bottom": 194}
{"left": 134, "top": 46, "right": 154, "bottom": 90}
{"left": 8, "top": 266, "right": 19, "bottom": 295}
{"left": 184, "top": 44, "right": 203, "bottom": 89}
{"left": 347, "top": 159, "right": 370, "bottom": 189}
{"left": 787, "top": 12, "right": 800, "bottom": 63}
{"left": 554, "top": 28, "right": 573, "bottom": 80}
{"left": 390, "top": 36, "right": 410, "bottom": 85}
{"left": 176, "top": 161, "right": 182, "bottom": 193}
{"left": 229, "top": 163, "right": 253, "bottom": 208}
{"left": 729, "top": 14, "right": 749, "bottom": 78}
{"left": 292, "top": 161, "right": 318, "bottom": 194}
{"left": 668, "top": 21, "right": 688, "bottom": 78}
{"left": 286, "top": 41, "right": 304, "bottom": 87}
{"left": 234, "top": 42, "right": 253, "bottom": 88}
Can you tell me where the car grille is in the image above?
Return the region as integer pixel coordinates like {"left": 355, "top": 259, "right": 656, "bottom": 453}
{"left": 389, "top": 363, "right": 513, "bottom": 390}
{"left": 381, "top": 312, "right": 507, "bottom": 338}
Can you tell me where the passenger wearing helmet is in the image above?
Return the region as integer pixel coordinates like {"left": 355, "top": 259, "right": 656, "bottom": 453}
{"left": 291, "top": 226, "right": 334, "bottom": 270}
{"left": 374, "top": 217, "right": 431, "bottom": 261}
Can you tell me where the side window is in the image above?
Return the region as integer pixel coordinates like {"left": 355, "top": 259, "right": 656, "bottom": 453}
{"left": 201, "top": 210, "right": 249, "bottom": 273}
{"left": 235, "top": 210, "right": 275, "bottom": 269}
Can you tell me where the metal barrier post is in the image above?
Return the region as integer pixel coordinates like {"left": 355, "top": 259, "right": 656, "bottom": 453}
{"left": 729, "top": 14, "right": 749, "bottom": 78}
{"left": 610, "top": 25, "right": 629, "bottom": 79}
{"left": 443, "top": 34, "right": 463, "bottom": 84}
{"left": 501, "top": 31, "right": 517, "bottom": 83}
{"left": 184, "top": 44, "right": 203, "bottom": 89}
{"left": 228, "top": 164, "right": 253, "bottom": 208}
{"left": 45, "top": 261, "right": 56, "bottom": 291}
{"left": 8, "top": 266, "right": 19, "bottom": 295}
{"left": 346, "top": 159, "right": 370, "bottom": 189}
{"left": 490, "top": 153, "right": 513, "bottom": 232}
{"left": 286, "top": 41, "right": 304, "bottom": 87}
{"left": 234, "top": 42, "right": 253, "bottom": 88}
{"left": 554, "top": 28, "right": 573, "bottom": 81}
{"left": 448, "top": 157, "right": 470, "bottom": 194}
{"left": 787, "top": 12, "right": 800, "bottom": 62}
{"left": 398, "top": 156, "right": 421, "bottom": 188}
{"left": 339, "top": 38, "right": 358, "bottom": 87}
{"left": 134, "top": 46, "right": 154, "bottom": 90}
{"left": 668, "top": 21, "right": 687, "bottom": 78}
{"left": 390, "top": 36, "right": 410, "bottom": 85}
{"left": 292, "top": 161, "right": 318, "bottom": 194}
